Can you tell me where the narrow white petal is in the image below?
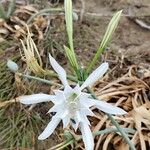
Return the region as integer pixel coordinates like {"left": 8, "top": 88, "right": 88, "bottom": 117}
{"left": 73, "top": 84, "right": 81, "bottom": 95}
{"left": 73, "top": 110, "right": 91, "bottom": 130}
{"left": 80, "top": 92, "right": 91, "bottom": 98}
{"left": 52, "top": 90, "right": 65, "bottom": 104}
{"left": 62, "top": 116, "right": 70, "bottom": 128}
{"left": 54, "top": 109, "right": 69, "bottom": 119}
{"left": 79, "top": 108, "right": 94, "bottom": 125}
{"left": 20, "top": 94, "right": 55, "bottom": 105}
{"left": 64, "top": 86, "right": 73, "bottom": 97}
{"left": 49, "top": 53, "right": 69, "bottom": 87}
{"left": 38, "top": 118, "right": 61, "bottom": 140}
{"left": 71, "top": 115, "right": 80, "bottom": 131}
{"left": 71, "top": 111, "right": 82, "bottom": 131}
{"left": 54, "top": 90, "right": 64, "bottom": 98}
{"left": 80, "top": 108, "right": 95, "bottom": 117}
{"left": 92, "top": 99, "right": 127, "bottom": 115}
{"left": 80, "top": 123, "right": 94, "bottom": 150}
{"left": 71, "top": 120, "right": 79, "bottom": 131}
{"left": 80, "top": 63, "right": 109, "bottom": 90}
{"left": 80, "top": 98, "right": 95, "bottom": 108}
{"left": 76, "top": 111, "right": 82, "bottom": 122}
{"left": 47, "top": 103, "right": 64, "bottom": 113}
{"left": 80, "top": 113, "right": 91, "bottom": 125}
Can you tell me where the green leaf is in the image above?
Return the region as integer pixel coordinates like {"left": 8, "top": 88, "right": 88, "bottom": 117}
{"left": 64, "top": 0, "right": 73, "bottom": 51}
{"left": 64, "top": 45, "right": 79, "bottom": 72}
{"left": 87, "top": 10, "right": 123, "bottom": 73}
{"left": 64, "top": 0, "right": 79, "bottom": 75}
{"left": 100, "top": 10, "right": 122, "bottom": 50}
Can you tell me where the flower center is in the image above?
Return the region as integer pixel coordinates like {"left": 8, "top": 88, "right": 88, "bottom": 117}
{"left": 69, "top": 93, "right": 78, "bottom": 102}
{"left": 67, "top": 92, "right": 79, "bottom": 119}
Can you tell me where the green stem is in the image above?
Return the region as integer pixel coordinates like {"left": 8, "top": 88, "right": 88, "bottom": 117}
{"left": 27, "top": 8, "right": 63, "bottom": 24}
{"left": 17, "top": 73, "right": 61, "bottom": 86}
{"left": 17, "top": 72, "right": 78, "bottom": 86}
{"left": 94, "top": 128, "right": 135, "bottom": 136}
{"left": 45, "top": 69, "right": 78, "bottom": 82}
{"left": 87, "top": 88, "right": 136, "bottom": 150}
{"left": 77, "top": 127, "right": 135, "bottom": 140}
{"left": 56, "top": 139, "right": 74, "bottom": 150}
{"left": 86, "top": 46, "right": 104, "bottom": 74}
{"left": 107, "top": 114, "right": 136, "bottom": 150}
{"left": 48, "top": 141, "right": 68, "bottom": 150}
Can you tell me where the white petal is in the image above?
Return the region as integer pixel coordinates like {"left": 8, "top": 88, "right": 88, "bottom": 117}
{"left": 49, "top": 53, "right": 69, "bottom": 87}
{"left": 70, "top": 111, "right": 82, "bottom": 131}
{"left": 71, "top": 120, "right": 79, "bottom": 131}
{"left": 64, "top": 86, "right": 73, "bottom": 97}
{"left": 62, "top": 116, "right": 70, "bottom": 128}
{"left": 47, "top": 103, "right": 64, "bottom": 113}
{"left": 54, "top": 109, "right": 69, "bottom": 119}
{"left": 20, "top": 94, "right": 55, "bottom": 105}
{"left": 80, "top": 92, "right": 91, "bottom": 98}
{"left": 80, "top": 97, "right": 95, "bottom": 108}
{"left": 73, "top": 84, "right": 81, "bottom": 95}
{"left": 79, "top": 108, "right": 94, "bottom": 126}
{"left": 80, "top": 63, "right": 109, "bottom": 90}
{"left": 80, "top": 123, "right": 94, "bottom": 150}
{"left": 92, "top": 99, "right": 127, "bottom": 115}
{"left": 53, "top": 90, "right": 66, "bottom": 104}
{"left": 80, "top": 113, "right": 91, "bottom": 125}
{"left": 76, "top": 111, "right": 82, "bottom": 122}
{"left": 38, "top": 118, "right": 61, "bottom": 140}
{"left": 80, "top": 108, "right": 95, "bottom": 118}
{"left": 54, "top": 90, "right": 64, "bottom": 97}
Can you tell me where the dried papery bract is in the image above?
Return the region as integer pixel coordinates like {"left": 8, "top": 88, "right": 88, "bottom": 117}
{"left": 20, "top": 28, "right": 46, "bottom": 76}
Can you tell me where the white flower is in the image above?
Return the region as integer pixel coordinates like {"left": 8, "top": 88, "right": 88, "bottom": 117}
{"left": 20, "top": 54, "right": 127, "bottom": 150}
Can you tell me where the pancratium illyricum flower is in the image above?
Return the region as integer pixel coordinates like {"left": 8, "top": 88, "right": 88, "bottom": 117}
{"left": 20, "top": 54, "right": 127, "bottom": 150}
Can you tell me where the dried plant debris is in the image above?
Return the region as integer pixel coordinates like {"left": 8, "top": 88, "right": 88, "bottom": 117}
{"left": 92, "top": 65, "right": 150, "bottom": 150}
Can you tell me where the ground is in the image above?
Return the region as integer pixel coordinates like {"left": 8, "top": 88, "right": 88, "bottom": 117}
{"left": 0, "top": 0, "right": 150, "bottom": 149}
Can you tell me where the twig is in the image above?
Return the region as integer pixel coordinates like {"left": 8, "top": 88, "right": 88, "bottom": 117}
{"left": 134, "top": 19, "right": 150, "bottom": 30}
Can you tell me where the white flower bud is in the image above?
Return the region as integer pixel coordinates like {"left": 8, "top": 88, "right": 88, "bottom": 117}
{"left": 7, "top": 59, "right": 19, "bottom": 72}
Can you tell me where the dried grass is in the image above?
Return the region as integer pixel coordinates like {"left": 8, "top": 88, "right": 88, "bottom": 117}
{"left": 92, "top": 65, "right": 150, "bottom": 150}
